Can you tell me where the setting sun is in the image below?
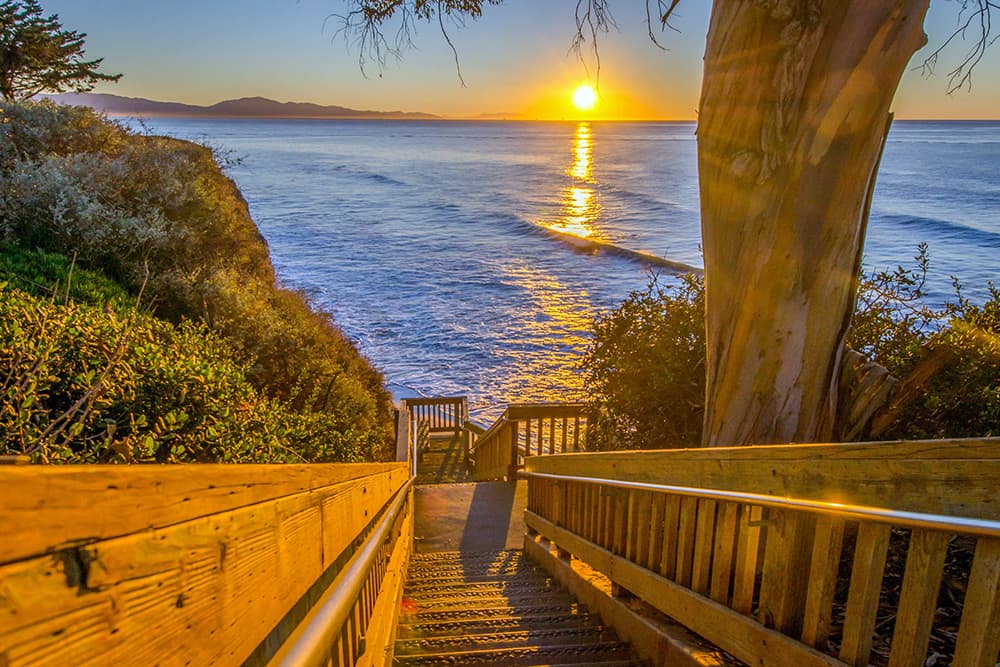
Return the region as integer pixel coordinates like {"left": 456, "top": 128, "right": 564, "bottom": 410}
{"left": 572, "top": 84, "right": 598, "bottom": 112}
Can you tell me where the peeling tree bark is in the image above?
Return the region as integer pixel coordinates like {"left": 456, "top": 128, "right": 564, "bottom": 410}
{"left": 698, "top": 0, "right": 931, "bottom": 446}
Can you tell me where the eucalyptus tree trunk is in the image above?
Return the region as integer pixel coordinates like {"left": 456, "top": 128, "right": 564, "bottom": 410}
{"left": 698, "top": 1, "right": 930, "bottom": 446}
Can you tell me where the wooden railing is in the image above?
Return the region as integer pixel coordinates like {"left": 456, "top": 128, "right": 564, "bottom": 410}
{"left": 522, "top": 438, "right": 1000, "bottom": 667}
{"left": 403, "top": 396, "right": 467, "bottom": 435}
{"left": 0, "top": 462, "right": 413, "bottom": 667}
{"left": 466, "top": 402, "right": 588, "bottom": 481}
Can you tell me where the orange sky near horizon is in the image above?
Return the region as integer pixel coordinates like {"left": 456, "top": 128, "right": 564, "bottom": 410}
{"left": 40, "top": 1, "right": 1000, "bottom": 121}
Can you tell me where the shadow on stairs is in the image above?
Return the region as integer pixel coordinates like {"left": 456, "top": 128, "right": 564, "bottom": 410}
{"left": 416, "top": 433, "right": 473, "bottom": 485}
{"left": 395, "top": 550, "right": 648, "bottom": 666}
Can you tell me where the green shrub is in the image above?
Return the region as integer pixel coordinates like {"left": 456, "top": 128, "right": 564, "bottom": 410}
{"left": 0, "top": 100, "right": 395, "bottom": 461}
{"left": 582, "top": 252, "right": 999, "bottom": 450}
{"left": 0, "top": 283, "right": 375, "bottom": 463}
{"left": 581, "top": 273, "right": 705, "bottom": 451}
{"left": 881, "top": 283, "right": 1000, "bottom": 440}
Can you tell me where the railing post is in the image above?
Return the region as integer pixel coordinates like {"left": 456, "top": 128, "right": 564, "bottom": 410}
{"left": 394, "top": 403, "right": 410, "bottom": 464}
{"left": 508, "top": 420, "right": 520, "bottom": 483}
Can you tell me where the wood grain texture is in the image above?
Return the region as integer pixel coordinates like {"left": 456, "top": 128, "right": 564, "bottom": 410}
{"left": 839, "top": 523, "right": 891, "bottom": 666}
{"left": 0, "top": 468, "right": 408, "bottom": 667}
{"left": 1, "top": 463, "right": 404, "bottom": 563}
{"left": 887, "top": 529, "right": 948, "bottom": 667}
{"left": 801, "top": 516, "right": 846, "bottom": 648}
{"left": 525, "top": 511, "right": 843, "bottom": 667}
{"left": 524, "top": 438, "right": 1000, "bottom": 518}
{"left": 952, "top": 537, "right": 1000, "bottom": 667}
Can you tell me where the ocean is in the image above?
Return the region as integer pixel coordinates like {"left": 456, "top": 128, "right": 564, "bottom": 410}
{"left": 139, "top": 118, "right": 999, "bottom": 418}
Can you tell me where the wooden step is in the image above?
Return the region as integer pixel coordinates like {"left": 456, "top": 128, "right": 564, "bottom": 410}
{"left": 396, "top": 612, "right": 601, "bottom": 639}
{"left": 393, "top": 641, "right": 640, "bottom": 665}
{"left": 395, "top": 626, "right": 617, "bottom": 656}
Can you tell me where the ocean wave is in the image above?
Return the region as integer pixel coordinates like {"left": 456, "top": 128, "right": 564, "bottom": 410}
{"left": 329, "top": 164, "right": 409, "bottom": 188}
{"left": 485, "top": 211, "right": 701, "bottom": 274}
{"left": 874, "top": 213, "right": 1000, "bottom": 247}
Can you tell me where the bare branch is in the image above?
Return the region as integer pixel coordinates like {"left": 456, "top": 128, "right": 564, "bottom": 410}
{"left": 919, "top": 0, "right": 999, "bottom": 93}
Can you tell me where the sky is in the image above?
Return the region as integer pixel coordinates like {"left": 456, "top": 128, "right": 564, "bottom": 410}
{"left": 41, "top": 1, "right": 1000, "bottom": 120}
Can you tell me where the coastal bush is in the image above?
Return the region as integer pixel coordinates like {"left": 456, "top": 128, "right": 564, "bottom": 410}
{"left": 581, "top": 273, "right": 704, "bottom": 451}
{"left": 0, "top": 100, "right": 395, "bottom": 461}
{"left": 582, "top": 251, "right": 1000, "bottom": 450}
{"left": 0, "top": 282, "right": 375, "bottom": 463}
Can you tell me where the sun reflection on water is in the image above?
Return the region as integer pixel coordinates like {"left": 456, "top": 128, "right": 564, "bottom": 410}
{"left": 547, "top": 122, "right": 601, "bottom": 239}
{"left": 569, "top": 123, "right": 593, "bottom": 182}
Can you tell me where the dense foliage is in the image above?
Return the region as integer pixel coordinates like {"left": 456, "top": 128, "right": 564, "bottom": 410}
{"left": 0, "top": 0, "right": 121, "bottom": 101}
{"left": 0, "top": 101, "right": 395, "bottom": 463}
{"left": 583, "top": 250, "right": 1000, "bottom": 450}
{"left": 582, "top": 273, "right": 704, "bottom": 450}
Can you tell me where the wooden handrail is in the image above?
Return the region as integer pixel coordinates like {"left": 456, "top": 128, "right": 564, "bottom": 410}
{"left": 0, "top": 462, "right": 412, "bottom": 666}
{"left": 464, "top": 402, "right": 589, "bottom": 481}
{"left": 523, "top": 437, "right": 1000, "bottom": 667}
{"left": 269, "top": 477, "right": 415, "bottom": 666}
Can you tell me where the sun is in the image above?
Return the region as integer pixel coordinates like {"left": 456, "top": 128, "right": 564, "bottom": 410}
{"left": 572, "top": 84, "right": 598, "bottom": 112}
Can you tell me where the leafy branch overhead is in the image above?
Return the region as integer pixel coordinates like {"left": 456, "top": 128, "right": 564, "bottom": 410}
{"left": 0, "top": 0, "right": 121, "bottom": 101}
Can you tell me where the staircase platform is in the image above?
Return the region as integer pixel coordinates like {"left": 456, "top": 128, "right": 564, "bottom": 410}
{"left": 416, "top": 432, "right": 472, "bottom": 485}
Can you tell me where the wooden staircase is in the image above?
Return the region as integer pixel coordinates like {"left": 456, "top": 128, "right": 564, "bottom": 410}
{"left": 394, "top": 550, "right": 646, "bottom": 666}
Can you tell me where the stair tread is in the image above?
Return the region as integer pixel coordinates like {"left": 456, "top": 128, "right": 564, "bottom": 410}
{"left": 396, "top": 612, "right": 600, "bottom": 638}
{"left": 393, "top": 641, "right": 637, "bottom": 665}
{"left": 395, "top": 626, "right": 615, "bottom": 655}
{"left": 399, "top": 601, "right": 588, "bottom": 622}
{"left": 404, "top": 578, "right": 555, "bottom": 594}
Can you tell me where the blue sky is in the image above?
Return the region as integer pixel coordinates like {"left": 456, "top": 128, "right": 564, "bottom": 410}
{"left": 42, "top": 1, "right": 1000, "bottom": 119}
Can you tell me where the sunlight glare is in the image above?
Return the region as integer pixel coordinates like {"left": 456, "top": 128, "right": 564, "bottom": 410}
{"left": 572, "top": 84, "right": 598, "bottom": 112}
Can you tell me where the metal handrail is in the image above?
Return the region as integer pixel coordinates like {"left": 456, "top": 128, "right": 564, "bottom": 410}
{"left": 519, "top": 471, "right": 1000, "bottom": 538}
{"left": 269, "top": 476, "right": 415, "bottom": 667}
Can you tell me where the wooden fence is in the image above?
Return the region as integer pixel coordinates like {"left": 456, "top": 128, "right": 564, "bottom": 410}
{"left": 0, "top": 462, "right": 412, "bottom": 667}
{"left": 403, "top": 397, "right": 467, "bottom": 435}
{"left": 466, "top": 402, "right": 588, "bottom": 481}
{"left": 523, "top": 438, "right": 1000, "bottom": 667}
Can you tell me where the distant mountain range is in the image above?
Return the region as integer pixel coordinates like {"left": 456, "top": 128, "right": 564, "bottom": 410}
{"left": 44, "top": 93, "right": 440, "bottom": 120}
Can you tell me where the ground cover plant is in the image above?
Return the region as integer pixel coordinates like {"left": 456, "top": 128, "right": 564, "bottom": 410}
{"left": 0, "top": 100, "right": 395, "bottom": 463}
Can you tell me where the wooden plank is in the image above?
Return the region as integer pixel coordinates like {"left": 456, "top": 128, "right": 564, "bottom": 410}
{"left": 659, "top": 494, "right": 682, "bottom": 579}
{"left": 525, "top": 511, "right": 843, "bottom": 667}
{"left": 759, "top": 510, "right": 816, "bottom": 635}
{"left": 524, "top": 438, "right": 1000, "bottom": 519}
{"left": 675, "top": 497, "right": 699, "bottom": 587}
{"left": 801, "top": 516, "right": 846, "bottom": 648}
{"left": 732, "top": 505, "right": 763, "bottom": 615}
{"left": 613, "top": 488, "right": 628, "bottom": 556}
{"left": 952, "top": 536, "right": 1000, "bottom": 667}
{"left": 626, "top": 490, "right": 639, "bottom": 561}
{"left": 0, "top": 463, "right": 407, "bottom": 564}
{"left": 691, "top": 499, "right": 717, "bottom": 596}
{"left": 709, "top": 502, "right": 739, "bottom": 605}
{"left": 636, "top": 491, "right": 652, "bottom": 567}
{"left": 888, "top": 529, "right": 948, "bottom": 667}
{"left": 839, "top": 522, "right": 891, "bottom": 667}
{"left": 0, "top": 470, "right": 406, "bottom": 667}
{"left": 647, "top": 493, "right": 666, "bottom": 571}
